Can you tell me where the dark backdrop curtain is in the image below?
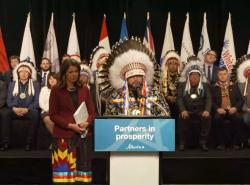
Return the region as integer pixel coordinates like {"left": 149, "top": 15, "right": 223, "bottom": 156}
{"left": 0, "top": 0, "right": 249, "bottom": 66}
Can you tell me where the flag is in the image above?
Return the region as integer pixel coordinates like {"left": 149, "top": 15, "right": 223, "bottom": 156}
{"left": 180, "top": 13, "right": 194, "bottom": 64}
{"left": 197, "top": 12, "right": 211, "bottom": 62}
{"left": 247, "top": 40, "right": 250, "bottom": 54}
{"left": 0, "top": 27, "right": 9, "bottom": 72}
{"left": 99, "top": 14, "right": 110, "bottom": 52}
{"left": 119, "top": 12, "right": 128, "bottom": 41}
{"left": 161, "top": 12, "right": 175, "bottom": 61}
{"left": 43, "top": 13, "right": 60, "bottom": 73}
{"left": 20, "top": 12, "right": 36, "bottom": 67}
{"left": 143, "top": 12, "right": 155, "bottom": 55}
{"left": 219, "top": 13, "right": 236, "bottom": 72}
{"left": 67, "top": 13, "right": 81, "bottom": 62}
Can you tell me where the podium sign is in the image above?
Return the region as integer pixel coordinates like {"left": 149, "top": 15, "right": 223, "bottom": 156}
{"left": 94, "top": 118, "right": 175, "bottom": 152}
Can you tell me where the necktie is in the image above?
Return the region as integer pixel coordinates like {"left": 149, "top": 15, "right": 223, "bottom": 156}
{"left": 207, "top": 66, "right": 211, "bottom": 82}
{"left": 41, "top": 72, "right": 47, "bottom": 86}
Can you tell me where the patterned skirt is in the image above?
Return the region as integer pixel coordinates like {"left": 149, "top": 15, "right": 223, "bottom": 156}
{"left": 51, "top": 135, "right": 92, "bottom": 183}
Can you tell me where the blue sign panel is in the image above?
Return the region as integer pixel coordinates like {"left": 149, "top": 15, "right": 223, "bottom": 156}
{"left": 94, "top": 118, "right": 175, "bottom": 152}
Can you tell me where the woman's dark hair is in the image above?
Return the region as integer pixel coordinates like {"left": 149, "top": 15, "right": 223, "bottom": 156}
{"left": 47, "top": 72, "right": 59, "bottom": 89}
{"left": 58, "top": 58, "right": 82, "bottom": 88}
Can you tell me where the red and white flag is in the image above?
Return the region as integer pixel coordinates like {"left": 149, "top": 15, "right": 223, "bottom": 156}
{"left": 0, "top": 27, "right": 9, "bottom": 72}
{"left": 43, "top": 13, "right": 60, "bottom": 73}
{"left": 99, "top": 14, "right": 110, "bottom": 52}
{"left": 219, "top": 13, "right": 236, "bottom": 73}
{"left": 143, "top": 12, "right": 155, "bottom": 55}
{"left": 180, "top": 13, "right": 194, "bottom": 64}
{"left": 67, "top": 13, "right": 81, "bottom": 62}
{"left": 20, "top": 12, "right": 36, "bottom": 67}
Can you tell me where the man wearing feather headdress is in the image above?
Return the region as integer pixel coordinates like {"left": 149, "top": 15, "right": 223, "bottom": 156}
{"left": 236, "top": 54, "right": 250, "bottom": 147}
{"left": 0, "top": 60, "right": 40, "bottom": 151}
{"left": 161, "top": 50, "right": 182, "bottom": 118}
{"left": 89, "top": 46, "right": 109, "bottom": 115}
{"left": 80, "top": 63, "right": 94, "bottom": 89}
{"left": 177, "top": 56, "right": 211, "bottom": 151}
{"left": 229, "top": 54, "right": 250, "bottom": 146}
{"left": 99, "top": 38, "right": 170, "bottom": 117}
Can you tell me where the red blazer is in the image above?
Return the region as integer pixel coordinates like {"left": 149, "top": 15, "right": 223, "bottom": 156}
{"left": 49, "top": 85, "right": 95, "bottom": 138}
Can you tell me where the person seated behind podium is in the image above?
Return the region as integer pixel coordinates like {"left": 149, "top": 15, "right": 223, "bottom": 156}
{"left": 177, "top": 56, "right": 212, "bottom": 151}
{"left": 39, "top": 72, "right": 59, "bottom": 135}
{"left": 0, "top": 61, "right": 40, "bottom": 151}
{"left": 49, "top": 59, "right": 95, "bottom": 183}
{"left": 213, "top": 67, "right": 243, "bottom": 150}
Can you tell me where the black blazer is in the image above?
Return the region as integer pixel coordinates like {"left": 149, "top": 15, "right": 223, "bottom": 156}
{"left": 177, "top": 82, "right": 212, "bottom": 113}
{"left": 37, "top": 71, "right": 50, "bottom": 87}
{"left": 0, "top": 80, "right": 7, "bottom": 108}
{"left": 212, "top": 82, "right": 243, "bottom": 112}
{"left": 2, "top": 70, "right": 13, "bottom": 87}
{"left": 211, "top": 65, "right": 218, "bottom": 85}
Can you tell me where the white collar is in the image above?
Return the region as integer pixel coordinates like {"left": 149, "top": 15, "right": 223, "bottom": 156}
{"left": 205, "top": 63, "right": 213, "bottom": 67}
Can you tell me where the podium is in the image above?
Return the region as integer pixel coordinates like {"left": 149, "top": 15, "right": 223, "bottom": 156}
{"left": 95, "top": 117, "right": 175, "bottom": 185}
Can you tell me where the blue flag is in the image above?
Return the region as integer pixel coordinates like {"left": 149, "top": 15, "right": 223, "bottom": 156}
{"left": 119, "top": 13, "right": 128, "bottom": 41}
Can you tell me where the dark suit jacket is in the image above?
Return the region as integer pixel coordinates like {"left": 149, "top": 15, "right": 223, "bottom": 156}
{"left": 37, "top": 71, "right": 50, "bottom": 87}
{"left": 1, "top": 70, "right": 13, "bottom": 87}
{"left": 49, "top": 85, "right": 96, "bottom": 138}
{"left": 211, "top": 65, "right": 218, "bottom": 85}
{"left": 0, "top": 80, "right": 7, "bottom": 108}
{"left": 0, "top": 72, "right": 4, "bottom": 81}
{"left": 212, "top": 82, "right": 244, "bottom": 112}
{"left": 7, "top": 81, "right": 40, "bottom": 110}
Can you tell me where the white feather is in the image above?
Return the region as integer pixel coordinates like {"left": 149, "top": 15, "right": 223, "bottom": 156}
{"left": 237, "top": 60, "right": 250, "bottom": 83}
{"left": 179, "top": 60, "right": 207, "bottom": 83}
{"left": 91, "top": 48, "right": 108, "bottom": 72}
{"left": 161, "top": 51, "right": 183, "bottom": 73}
{"left": 13, "top": 62, "right": 37, "bottom": 82}
{"left": 109, "top": 50, "right": 154, "bottom": 89}
{"left": 80, "top": 64, "right": 94, "bottom": 84}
